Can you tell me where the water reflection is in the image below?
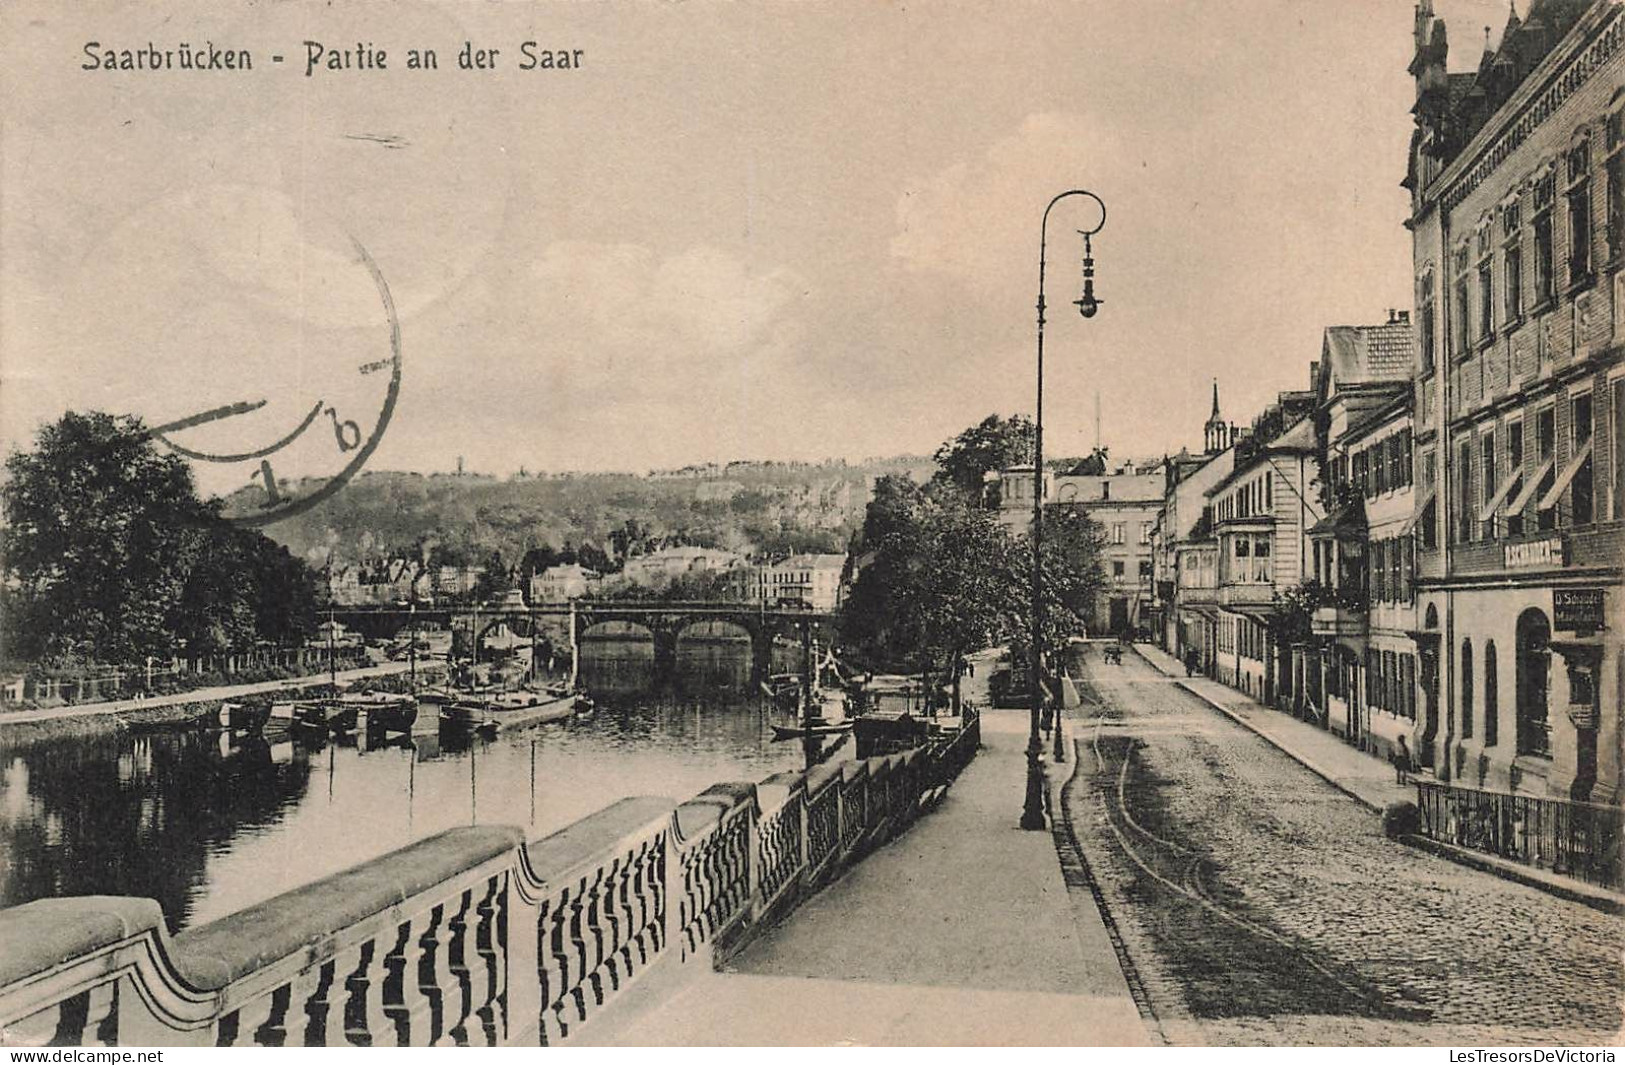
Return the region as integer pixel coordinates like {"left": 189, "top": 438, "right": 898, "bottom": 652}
{"left": 0, "top": 637, "right": 827, "bottom": 932}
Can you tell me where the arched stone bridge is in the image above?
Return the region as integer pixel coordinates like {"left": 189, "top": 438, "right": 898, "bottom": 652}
{"left": 330, "top": 601, "right": 838, "bottom": 679}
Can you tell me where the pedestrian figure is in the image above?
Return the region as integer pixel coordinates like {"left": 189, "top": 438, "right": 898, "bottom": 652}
{"left": 1393, "top": 735, "right": 1414, "bottom": 784}
{"left": 1183, "top": 648, "right": 1200, "bottom": 677}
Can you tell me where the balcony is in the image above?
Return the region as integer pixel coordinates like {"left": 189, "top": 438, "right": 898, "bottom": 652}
{"left": 1217, "top": 582, "right": 1274, "bottom": 609}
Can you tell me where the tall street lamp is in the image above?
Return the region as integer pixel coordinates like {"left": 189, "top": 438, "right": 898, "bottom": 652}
{"left": 1020, "top": 189, "right": 1106, "bottom": 832}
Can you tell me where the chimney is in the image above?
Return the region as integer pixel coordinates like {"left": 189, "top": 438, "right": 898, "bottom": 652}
{"left": 1309, "top": 360, "right": 1321, "bottom": 389}
{"left": 1397, "top": 309, "right": 1411, "bottom": 324}
{"left": 1387, "top": 308, "right": 1398, "bottom": 323}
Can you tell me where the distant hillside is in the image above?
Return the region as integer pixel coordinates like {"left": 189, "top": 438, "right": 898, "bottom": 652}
{"left": 239, "top": 456, "right": 936, "bottom": 569}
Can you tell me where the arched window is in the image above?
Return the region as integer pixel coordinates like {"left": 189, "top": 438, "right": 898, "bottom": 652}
{"left": 1484, "top": 640, "right": 1499, "bottom": 747}
{"left": 1516, "top": 609, "right": 1552, "bottom": 756}
{"left": 1460, "top": 639, "right": 1474, "bottom": 739}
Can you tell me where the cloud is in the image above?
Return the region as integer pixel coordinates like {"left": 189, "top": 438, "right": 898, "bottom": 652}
{"left": 890, "top": 113, "right": 1121, "bottom": 284}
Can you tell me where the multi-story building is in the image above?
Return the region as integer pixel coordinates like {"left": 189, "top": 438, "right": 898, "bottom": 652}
{"left": 1306, "top": 317, "right": 1418, "bottom": 754}
{"left": 1208, "top": 376, "right": 1326, "bottom": 704}
{"left": 746, "top": 554, "right": 846, "bottom": 611}
{"left": 1051, "top": 462, "right": 1165, "bottom": 635}
{"left": 529, "top": 563, "right": 602, "bottom": 604}
{"left": 1405, "top": 0, "right": 1623, "bottom": 801}
{"left": 1155, "top": 382, "right": 1238, "bottom": 662}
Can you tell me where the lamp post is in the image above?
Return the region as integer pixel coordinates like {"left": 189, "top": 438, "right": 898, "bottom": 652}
{"left": 1020, "top": 189, "right": 1105, "bottom": 831}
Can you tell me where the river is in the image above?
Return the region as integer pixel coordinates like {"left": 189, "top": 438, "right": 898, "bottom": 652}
{"left": 0, "top": 637, "right": 832, "bottom": 932}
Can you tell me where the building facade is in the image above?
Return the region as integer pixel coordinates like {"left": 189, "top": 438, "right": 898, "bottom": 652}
{"left": 1406, "top": 0, "right": 1623, "bottom": 801}
{"left": 1209, "top": 412, "right": 1325, "bottom": 704}
{"left": 1052, "top": 463, "right": 1166, "bottom": 635}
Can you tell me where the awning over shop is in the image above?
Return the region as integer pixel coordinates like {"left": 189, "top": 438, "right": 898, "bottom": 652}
{"left": 1477, "top": 465, "right": 1523, "bottom": 522}
{"left": 1222, "top": 604, "right": 1276, "bottom": 624}
{"left": 1307, "top": 504, "right": 1366, "bottom": 539}
{"left": 1504, "top": 455, "right": 1556, "bottom": 515}
{"left": 1537, "top": 438, "right": 1593, "bottom": 511}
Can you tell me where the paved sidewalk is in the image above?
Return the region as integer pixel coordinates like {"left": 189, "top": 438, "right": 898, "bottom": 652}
{"left": 1134, "top": 643, "right": 1412, "bottom": 811}
{"left": 591, "top": 699, "right": 1148, "bottom": 1046}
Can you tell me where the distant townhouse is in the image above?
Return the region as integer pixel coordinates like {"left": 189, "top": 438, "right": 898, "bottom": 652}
{"left": 529, "top": 563, "right": 602, "bottom": 604}
{"left": 1051, "top": 462, "right": 1166, "bottom": 635}
{"left": 748, "top": 554, "right": 847, "bottom": 612}
{"left": 1157, "top": 382, "right": 1239, "bottom": 664}
{"left": 1208, "top": 373, "right": 1325, "bottom": 705}
{"left": 1305, "top": 315, "right": 1418, "bottom": 759}
{"left": 1405, "top": 0, "right": 1623, "bottom": 801}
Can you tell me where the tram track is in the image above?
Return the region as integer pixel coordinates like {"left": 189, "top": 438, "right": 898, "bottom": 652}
{"left": 1076, "top": 664, "right": 1393, "bottom": 1018}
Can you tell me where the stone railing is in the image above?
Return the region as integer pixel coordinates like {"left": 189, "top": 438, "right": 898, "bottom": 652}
{"left": 0, "top": 711, "right": 979, "bottom": 1048}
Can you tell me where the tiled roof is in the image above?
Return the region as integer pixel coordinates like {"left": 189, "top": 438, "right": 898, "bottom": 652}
{"left": 1321, "top": 320, "right": 1415, "bottom": 389}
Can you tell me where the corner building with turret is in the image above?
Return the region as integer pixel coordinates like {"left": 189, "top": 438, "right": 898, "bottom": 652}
{"left": 1405, "top": 0, "right": 1623, "bottom": 801}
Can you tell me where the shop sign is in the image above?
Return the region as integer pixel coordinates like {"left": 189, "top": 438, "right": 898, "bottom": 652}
{"left": 1553, "top": 587, "right": 1605, "bottom": 633}
{"left": 1504, "top": 536, "right": 1565, "bottom": 569}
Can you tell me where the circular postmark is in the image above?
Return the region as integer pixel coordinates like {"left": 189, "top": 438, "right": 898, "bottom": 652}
{"left": 144, "top": 235, "right": 402, "bottom": 527}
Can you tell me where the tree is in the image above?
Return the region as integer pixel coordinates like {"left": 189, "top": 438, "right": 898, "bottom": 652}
{"left": 472, "top": 549, "right": 510, "bottom": 602}
{"left": 0, "top": 411, "right": 317, "bottom": 665}
{"left": 931, "top": 414, "right": 1035, "bottom": 500}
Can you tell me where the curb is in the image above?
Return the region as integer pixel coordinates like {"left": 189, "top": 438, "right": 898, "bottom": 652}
{"left": 1128, "top": 647, "right": 1386, "bottom": 813}
{"left": 1170, "top": 678, "right": 1384, "bottom": 813}
{"left": 1397, "top": 833, "right": 1625, "bottom": 916}
{"left": 1132, "top": 646, "right": 1625, "bottom": 914}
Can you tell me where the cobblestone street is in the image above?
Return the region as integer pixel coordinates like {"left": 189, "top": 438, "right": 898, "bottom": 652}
{"left": 1060, "top": 647, "right": 1625, "bottom": 1047}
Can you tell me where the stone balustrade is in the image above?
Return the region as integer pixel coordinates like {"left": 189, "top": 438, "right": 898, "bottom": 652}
{"left": 0, "top": 710, "right": 979, "bottom": 1047}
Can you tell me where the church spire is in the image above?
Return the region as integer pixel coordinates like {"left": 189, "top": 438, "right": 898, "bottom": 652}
{"left": 1210, "top": 378, "right": 1220, "bottom": 419}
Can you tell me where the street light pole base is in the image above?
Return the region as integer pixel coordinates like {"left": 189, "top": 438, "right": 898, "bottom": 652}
{"left": 1020, "top": 748, "right": 1048, "bottom": 829}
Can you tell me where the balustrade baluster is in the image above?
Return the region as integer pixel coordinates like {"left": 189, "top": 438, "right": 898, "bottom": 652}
{"left": 300, "top": 959, "right": 342, "bottom": 1046}
{"left": 232, "top": 983, "right": 293, "bottom": 1047}
{"left": 470, "top": 876, "right": 505, "bottom": 1046}
{"left": 443, "top": 888, "right": 477, "bottom": 1046}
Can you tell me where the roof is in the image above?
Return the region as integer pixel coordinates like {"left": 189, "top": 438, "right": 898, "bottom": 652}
{"left": 1320, "top": 320, "right": 1414, "bottom": 396}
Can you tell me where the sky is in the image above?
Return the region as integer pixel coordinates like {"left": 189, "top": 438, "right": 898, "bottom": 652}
{"left": 0, "top": 0, "right": 1525, "bottom": 491}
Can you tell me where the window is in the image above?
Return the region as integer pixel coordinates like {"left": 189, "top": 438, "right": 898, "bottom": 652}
{"left": 1402, "top": 654, "right": 1417, "bottom": 721}
{"left": 1534, "top": 170, "right": 1556, "bottom": 306}
{"left": 1138, "top": 560, "right": 1153, "bottom": 578}
{"left": 1614, "top": 376, "right": 1625, "bottom": 521}
{"left": 1353, "top": 450, "right": 1370, "bottom": 498}
{"left": 1264, "top": 473, "right": 1273, "bottom": 509}
{"left": 1112, "top": 523, "right": 1125, "bottom": 544}
{"left": 1453, "top": 244, "right": 1472, "bottom": 357}
{"left": 1375, "top": 443, "right": 1389, "bottom": 495}
{"left": 1480, "top": 430, "right": 1496, "bottom": 542}
{"left": 1400, "top": 537, "right": 1414, "bottom": 602}
{"left": 1419, "top": 270, "right": 1437, "bottom": 373}
{"left": 1506, "top": 421, "right": 1525, "bottom": 536}
{"left": 1478, "top": 245, "right": 1494, "bottom": 341}
{"left": 1371, "top": 540, "right": 1386, "bottom": 601}
{"left": 1456, "top": 439, "right": 1474, "bottom": 544}
{"left": 1461, "top": 639, "right": 1474, "bottom": 740}
{"left": 1571, "top": 390, "right": 1594, "bottom": 526}
{"left": 1112, "top": 560, "right": 1125, "bottom": 577}
{"left": 1536, "top": 407, "right": 1557, "bottom": 531}
{"left": 1484, "top": 640, "right": 1499, "bottom": 747}
{"left": 1388, "top": 434, "right": 1404, "bottom": 491}
{"left": 1389, "top": 538, "right": 1401, "bottom": 602}
{"left": 1608, "top": 108, "right": 1624, "bottom": 264}
{"left": 1567, "top": 136, "right": 1593, "bottom": 286}
{"left": 1503, "top": 200, "right": 1524, "bottom": 322}
{"left": 1139, "top": 522, "right": 1152, "bottom": 544}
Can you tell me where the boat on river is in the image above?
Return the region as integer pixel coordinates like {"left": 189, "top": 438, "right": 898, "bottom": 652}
{"left": 333, "top": 691, "right": 419, "bottom": 736}
{"left": 442, "top": 688, "right": 575, "bottom": 734}
{"left": 216, "top": 701, "right": 271, "bottom": 734}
